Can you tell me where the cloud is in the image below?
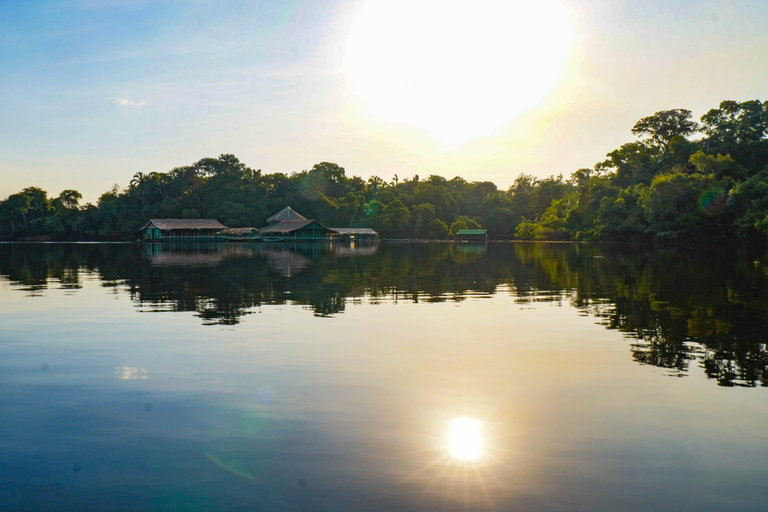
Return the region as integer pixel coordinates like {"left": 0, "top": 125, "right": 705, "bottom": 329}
{"left": 113, "top": 98, "right": 145, "bottom": 106}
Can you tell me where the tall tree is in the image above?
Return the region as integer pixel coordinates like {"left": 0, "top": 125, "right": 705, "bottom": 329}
{"left": 631, "top": 109, "right": 699, "bottom": 151}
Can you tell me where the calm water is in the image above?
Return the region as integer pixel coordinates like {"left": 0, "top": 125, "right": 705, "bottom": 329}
{"left": 2, "top": 241, "right": 768, "bottom": 511}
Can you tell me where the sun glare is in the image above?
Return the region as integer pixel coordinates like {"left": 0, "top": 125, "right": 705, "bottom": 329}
{"left": 346, "top": 0, "right": 573, "bottom": 145}
{"left": 449, "top": 418, "right": 483, "bottom": 460}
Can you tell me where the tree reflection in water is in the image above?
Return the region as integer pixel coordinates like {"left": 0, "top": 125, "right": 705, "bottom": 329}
{"left": 1, "top": 241, "right": 767, "bottom": 387}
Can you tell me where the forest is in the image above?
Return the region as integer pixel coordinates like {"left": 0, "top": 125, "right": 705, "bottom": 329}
{"left": 1, "top": 99, "right": 768, "bottom": 242}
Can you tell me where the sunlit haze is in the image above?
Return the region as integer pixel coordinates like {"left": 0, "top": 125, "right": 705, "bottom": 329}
{"left": 345, "top": 0, "right": 573, "bottom": 145}
{"left": 1, "top": 0, "right": 768, "bottom": 201}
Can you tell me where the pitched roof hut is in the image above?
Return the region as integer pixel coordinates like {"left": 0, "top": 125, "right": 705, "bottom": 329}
{"left": 332, "top": 228, "right": 379, "bottom": 240}
{"left": 266, "top": 207, "right": 307, "bottom": 225}
{"left": 259, "top": 207, "right": 379, "bottom": 241}
{"left": 258, "top": 219, "right": 337, "bottom": 240}
{"left": 456, "top": 229, "right": 488, "bottom": 242}
{"left": 216, "top": 227, "right": 259, "bottom": 240}
{"left": 141, "top": 219, "right": 227, "bottom": 240}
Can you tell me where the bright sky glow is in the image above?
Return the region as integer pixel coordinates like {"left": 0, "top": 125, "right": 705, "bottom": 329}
{"left": 346, "top": 0, "right": 573, "bottom": 145}
{"left": 2, "top": 1, "right": 768, "bottom": 201}
{"left": 449, "top": 417, "right": 483, "bottom": 460}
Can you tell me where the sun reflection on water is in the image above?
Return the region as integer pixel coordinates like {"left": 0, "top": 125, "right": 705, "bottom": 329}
{"left": 449, "top": 418, "right": 482, "bottom": 460}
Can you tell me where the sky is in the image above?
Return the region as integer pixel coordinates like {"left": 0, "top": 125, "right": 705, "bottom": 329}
{"left": 1, "top": 0, "right": 767, "bottom": 203}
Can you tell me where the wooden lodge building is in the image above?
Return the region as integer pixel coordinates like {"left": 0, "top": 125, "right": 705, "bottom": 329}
{"left": 140, "top": 207, "right": 379, "bottom": 242}
{"left": 455, "top": 229, "right": 488, "bottom": 242}
{"left": 332, "top": 227, "right": 379, "bottom": 241}
{"left": 258, "top": 207, "right": 337, "bottom": 241}
{"left": 257, "top": 207, "right": 379, "bottom": 242}
{"left": 141, "top": 219, "right": 228, "bottom": 241}
{"left": 259, "top": 219, "right": 336, "bottom": 241}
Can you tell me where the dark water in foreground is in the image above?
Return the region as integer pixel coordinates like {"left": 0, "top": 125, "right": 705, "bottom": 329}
{"left": 1, "top": 241, "right": 768, "bottom": 511}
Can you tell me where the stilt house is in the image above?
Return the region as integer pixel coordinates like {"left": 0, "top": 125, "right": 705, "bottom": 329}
{"left": 141, "top": 219, "right": 228, "bottom": 241}
{"left": 258, "top": 207, "right": 338, "bottom": 241}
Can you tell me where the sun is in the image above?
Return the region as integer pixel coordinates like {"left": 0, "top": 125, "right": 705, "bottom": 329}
{"left": 345, "top": 0, "right": 574, "bottom": 145}
{"left": 449, "top": 418, "right": 483, "bottom": 460}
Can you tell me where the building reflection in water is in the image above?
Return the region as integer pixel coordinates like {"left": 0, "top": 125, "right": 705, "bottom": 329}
{"left": 260, "top": 247, "right": 313, "bottom": 277}
{"left": 2, "top": 242, "right": 768, "bottom": 386}
{"left": 4, "top": 242, "right": 768, "bottom": 510}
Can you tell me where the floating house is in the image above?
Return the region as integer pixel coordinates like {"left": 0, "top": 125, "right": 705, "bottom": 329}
{"left": 456, "top": 229, "right": 488, "bottom": 242}
{"left": 215, "top": 227, "right": 260, "bottom": 240}
{"left": 332, "top": 228, "right": 380, "bottom": 241}
{"left": 259, "top": 220, "right": 337, "bottom": 241}
{"left": 258, "top": 207, "right": 379, "bottom": 242}
{"left": 258, "top": 206, "right": 335, "bottom": 240}
{"left": 141, "top": 219, "right": 228, "bottom": 241}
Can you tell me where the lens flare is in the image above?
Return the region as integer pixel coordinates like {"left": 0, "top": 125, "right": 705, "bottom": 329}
{"left": 699, "top": 187, "right": 727, "bottom": 215}
{"left": 449, "top": 418, "right": 482, "bottom": 460}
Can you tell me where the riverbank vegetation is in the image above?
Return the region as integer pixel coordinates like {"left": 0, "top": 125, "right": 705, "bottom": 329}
{"left": 2, "top": 99, "right": 768, "bottom": 241}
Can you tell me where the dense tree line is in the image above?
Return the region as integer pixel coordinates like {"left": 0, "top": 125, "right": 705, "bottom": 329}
{"left": 517, "top": 99, "right": 768, "bottom": 241}
{"left": 2, "top": 99, "right": 768, "bottom": 241}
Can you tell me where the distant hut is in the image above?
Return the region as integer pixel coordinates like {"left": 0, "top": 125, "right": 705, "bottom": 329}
{"left": 141, "top": 219, "right": 228, "bottom": 241}
{"left": 456, "top": 229, "right": 488, "bottom": 242}
{"left": 332, "top": 228, "right": 380, "bottom": 241}
{"left": 216, "top": 227, "right": 260, "bottom": 240}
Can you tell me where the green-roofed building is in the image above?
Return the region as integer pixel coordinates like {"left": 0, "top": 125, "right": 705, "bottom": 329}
{"left": 141, "top": 219, "right": 228, "bottom": 241}
{"left": 455, "top": 229, "right": 488, "bottom": 242}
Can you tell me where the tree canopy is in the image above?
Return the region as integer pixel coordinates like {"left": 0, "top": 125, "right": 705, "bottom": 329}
{"left": 2, "top": 98, "right": 768, "bottom": 242}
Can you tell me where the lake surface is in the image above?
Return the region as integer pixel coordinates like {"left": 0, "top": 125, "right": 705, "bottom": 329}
{"left": 2, "top": 241, "right": 768, "bottom": 511}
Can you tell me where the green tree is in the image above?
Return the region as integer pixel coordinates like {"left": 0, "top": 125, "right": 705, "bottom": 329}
{"left": 700, "top": 100, "right": 768, "bottom": 174}
{"left": 640, "top": 171, "right": 717, "bottom": 239}
{"left": 631, "top": 108, "right": 699, "bottom": 152}
{"left": 0, "top": 193, "right": 32, "bottom": 234}
{"left": 411, "top": 203, "right": 448, "bottom": 239}
{"left": 449, "top": 216, "right": 481, "bottom": 236}
{"left": 689, "top": 150, "right": 746, "bottom": 181}
{"left": 727, "top": 169, "right": 768, "bottom": 238}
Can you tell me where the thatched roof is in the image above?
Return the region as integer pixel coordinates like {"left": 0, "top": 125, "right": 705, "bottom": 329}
{"left": 142, "top": 219, "right": 227, "bottom": 230}
{"left": 259, "top": 220, "right": 336, "bottom": 235}
{"left": 332, "top": 228, "right": 379, "bottom": 237}
{"left": 217, "top": 227, "right": 258, "bottom": 236}
{"left": 266, "top": 207, "right": 307, "bottom": 224}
